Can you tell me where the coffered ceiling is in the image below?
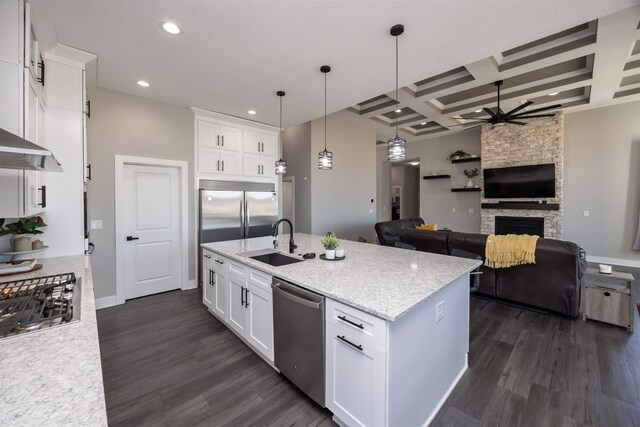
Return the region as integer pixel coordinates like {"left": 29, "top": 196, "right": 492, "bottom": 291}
{"left": 337, "top": 5, "right": 640, "bottom": 142}
{"left": 30, "top": 0, "right": 637, "bottom": 131}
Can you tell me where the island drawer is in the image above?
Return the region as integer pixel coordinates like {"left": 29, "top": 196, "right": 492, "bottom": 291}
{"left": 247, "top": 268, "right": 272, "bottom": 291}
{"left": 326, "top": 298, "right": 387, "bottom": 350}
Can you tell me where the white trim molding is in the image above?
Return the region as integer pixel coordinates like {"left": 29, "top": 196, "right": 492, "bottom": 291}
{"left": 114, "top": 155, "right": 189, "bottom": 305}
{"left": 94, "top": 295, "right": 119, "bottom": 310}
{"left": 586, "top": 255, "right": 640, "bottom": 269}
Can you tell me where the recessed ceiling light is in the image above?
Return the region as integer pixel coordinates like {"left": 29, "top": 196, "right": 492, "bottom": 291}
{"left": 475, "top": 109, "right": 482, "bottom": 113}
{"left": 137, "top": 80, "right": 150, "bottom": 87}
{"left": 409, "top": 161, "right": 420, "bottom": 166}
{"left": 420, "top": 122, "right": 427, "bottom": 125}
{"left": 162, "top": 22, "right": 181, "bottom": 35}
{"left": 248, "top": 110, "right": 256, "bottom": 115}
{"left": 549, "top": 92, "right": 559, "bottom": 96}
{"left": 395, "top": 108, "right": 402, "bottom": 113}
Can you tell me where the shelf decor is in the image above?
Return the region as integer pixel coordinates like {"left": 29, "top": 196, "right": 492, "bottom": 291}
{"left": 464, "top": 167, "right": 479, "bottom": 188}
{"left": 0, "top": 216, "right": 47, "bottom": 252}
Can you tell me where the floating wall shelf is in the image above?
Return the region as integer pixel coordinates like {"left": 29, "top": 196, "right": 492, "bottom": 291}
{"left": 451, "top": 187, "right": 481, "bottom": 192}
{"left": 451, "top": 156, "right": 481, "bottom": 164}
{"left": 423, "top": 175, "right": 451, "bottom": 180}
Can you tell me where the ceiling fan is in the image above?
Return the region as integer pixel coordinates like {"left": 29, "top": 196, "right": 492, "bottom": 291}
{"left": 450, "top": 80, "right": 561, "bottom": 130}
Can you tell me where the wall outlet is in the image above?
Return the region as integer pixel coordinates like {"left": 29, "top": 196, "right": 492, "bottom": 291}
{"left": 436, "top": 301, "right": 445, "bottom": 322}
{"left": 584, "top": 210, "right": 590, "bottom": 217}
{"left": 90, "top": 220, "right": 103, "bottom": 230}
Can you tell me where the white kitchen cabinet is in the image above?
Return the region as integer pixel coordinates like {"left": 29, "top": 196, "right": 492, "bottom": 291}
{"left": 243, "top": 152, "right": 277, "bottom": 178}
{"left": 227, "top": 273, "right": 249, "bottom": 335}
{"left": 243, "top": 130, "right": 278, "bottom": 157}
{"left": 326, "top": 322, "right": 387, "bottom": 427}
{"left": 23, "top": 69, "right": 46, "bottom": 216}
{"left": 201, "top": 250, "right": 274, "bottom": 362}
{"left": 196, "top": 121, "right": 243, "bottom": 176}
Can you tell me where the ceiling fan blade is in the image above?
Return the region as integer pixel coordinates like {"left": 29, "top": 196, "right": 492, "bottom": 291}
{"left": 505, "top": 101, "right": 534, "bottom": 116}
{"left": 483, "top": 107, "right": 497, "bottom": 119}
{"left": 511, "top": 104, "right": 561, "bottom": 116}
{"left": 506, "top": 120, "right": 527, "bottom": 125}
{"left": 448, "top": 121, "right": 487, "bottom": 127}
{"left": 510, "top": 114, "right": 556, "bottom": 119}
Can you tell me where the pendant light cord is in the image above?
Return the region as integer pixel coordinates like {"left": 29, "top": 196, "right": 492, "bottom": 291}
{"left": 279, "top": 95, "right": 283, "bottom": 146}
{"left": 395, "top": 34, "right": 399, "bottom": 136}
{"left": 324, "top": 71, "right": 327, "bottom": 151}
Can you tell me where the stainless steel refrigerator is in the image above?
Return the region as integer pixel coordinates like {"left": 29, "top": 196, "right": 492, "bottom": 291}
{"left": 199, "top": 180, "right": 278, "bottom": 285}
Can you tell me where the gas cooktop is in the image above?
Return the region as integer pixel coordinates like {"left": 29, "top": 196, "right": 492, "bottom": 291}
{"left": 0, "top": 272, "right": 81, "bottom": 339}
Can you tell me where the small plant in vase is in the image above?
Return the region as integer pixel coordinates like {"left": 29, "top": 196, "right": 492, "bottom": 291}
{"left": 447, "top": 150, "right": 470, "bottom": 162}
{"left": 0, "top": 216, "right": 47, "bottom": 252}
{"left": 321, "top": 232, "right": 340, "bottom": 260}
{"left": 464, "top": 168, "right": 479, "bottom": 188}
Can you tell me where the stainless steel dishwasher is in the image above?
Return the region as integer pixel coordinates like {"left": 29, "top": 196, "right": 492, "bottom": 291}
{"left": 272, "top": 277, "right": 325, "bottom": 407}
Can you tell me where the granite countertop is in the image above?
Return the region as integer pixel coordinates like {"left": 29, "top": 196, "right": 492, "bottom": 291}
{"left": 202, "top": 233, "right": 481, "bottom": 321}
{"left": 0, "top": 255, "right": 107, "bottom": 427}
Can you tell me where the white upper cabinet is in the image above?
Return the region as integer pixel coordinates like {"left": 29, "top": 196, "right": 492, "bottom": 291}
{"left": 193, "top": 110, "right": 280, "bottom": 182}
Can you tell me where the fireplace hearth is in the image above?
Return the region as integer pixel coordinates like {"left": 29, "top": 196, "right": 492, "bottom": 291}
{"left": 495, "top": 216, "right": 544, "bottom": 237}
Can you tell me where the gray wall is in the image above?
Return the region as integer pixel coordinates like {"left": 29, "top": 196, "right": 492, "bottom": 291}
{"left": 564, "top": 101, "right": 640, "bottom": 262}
{"left": 283, "top": 122, "right": 312, "bottom": 233}
{"left": 86, "top": 88, "right": 195, "bottom": 300}
{"left": 378, "top": 129, "right": 482, "bottom": 232}
{"left": 310, "top": 116, "right": 377, "bottom": 242}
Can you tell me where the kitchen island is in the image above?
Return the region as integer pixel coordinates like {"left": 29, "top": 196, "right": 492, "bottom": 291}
{"left": 202, "top": 233, "right": 481, "bottom": 427}
{"left": 0, "top": 255, "right": 107, "bottom": 427}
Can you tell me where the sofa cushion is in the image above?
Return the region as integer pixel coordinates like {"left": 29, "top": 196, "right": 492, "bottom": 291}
{"left": 399, "top": 229, "right": 449, "bottom": 255}
{"left": 374, "top": 218, "right": 424, "bottom": 246}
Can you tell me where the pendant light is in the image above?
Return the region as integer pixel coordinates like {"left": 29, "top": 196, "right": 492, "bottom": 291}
{"left": 318, "top": 65, "right": 333, "bottom": 170}
{"left": 274, "top": 91, "right": 287, "bottom": 175}
{"left": 387, "top": 24, "right": 406, "bottom": 162}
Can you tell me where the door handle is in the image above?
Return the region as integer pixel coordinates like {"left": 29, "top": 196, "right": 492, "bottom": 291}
{"left": 241, "top": 286, "right": 245, "bottom": 306}
{"left": 126, "top": 236, "right": 139, "bottom": 241}
{"left": 244, "top": 288, "right": 250, "bottom": 308}
{"left": 337, "top": 335, "right": 363, "bottom": 352}
{"left": 86, "top": 164, "right": 92, "bottom": 180}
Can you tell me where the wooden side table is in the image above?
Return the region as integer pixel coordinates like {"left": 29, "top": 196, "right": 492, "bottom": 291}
{"left": 583, "top": 268, "right": 635, "bottom": 333}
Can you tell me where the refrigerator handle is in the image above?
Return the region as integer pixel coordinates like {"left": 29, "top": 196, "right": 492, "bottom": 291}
{"left": 245, "top": 199, "right": 250, "bottom": 237}
{"left": 240, "top": 199, "right": 245, "bottom": 238}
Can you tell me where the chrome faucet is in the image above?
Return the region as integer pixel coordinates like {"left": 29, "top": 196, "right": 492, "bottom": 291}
{"left": 272, "top": 218, "right": 297, "bottom": 254}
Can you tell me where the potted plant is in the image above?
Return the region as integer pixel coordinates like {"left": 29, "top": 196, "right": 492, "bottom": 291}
{"left": 447, "top": 150, "right": 470, "bottom": 162}
{"left": 464, "top": 168, "right": 479, "bottom": 188}
{"left": 321, "top": 232, "right": 339, "bottom": 260}
{"left": 0, "top": 216, "right": 47, "bottom": 252}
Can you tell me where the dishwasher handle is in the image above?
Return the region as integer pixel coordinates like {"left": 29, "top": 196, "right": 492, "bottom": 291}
{"left": 272, "top": 281, "right": 323, "bottom": 309}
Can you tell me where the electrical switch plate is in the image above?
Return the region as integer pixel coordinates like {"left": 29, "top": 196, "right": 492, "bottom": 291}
{"left": 452, "top": 208, "right": 456, "bottom": 213}
{"left": 584, "top": 210, "right": 590, "bottom": 217}
{"left": 436, "top": 301, "right": 445, "bottom": 322}
{"left": 90, "top": 220, "right": 103, "bottom": 230}
{"left": 468, "top": 208, "right": 475, "bottom": 214}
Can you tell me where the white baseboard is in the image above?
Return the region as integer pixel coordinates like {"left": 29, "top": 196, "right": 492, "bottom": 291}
{"left": 183, "top": 279, "right": 198, "bottom": 290}
{"left": 422, "top": 359, "right": 469, "bottom": 427}
{"left": 94, "top": 295, "right": 119, "bottom": 310}
{"left": 586, "top": 255, "right": 640, "bottom": 269}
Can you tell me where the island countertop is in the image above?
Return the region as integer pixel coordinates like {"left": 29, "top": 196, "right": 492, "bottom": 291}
{"left": 0, "top": 255, "right": 107, "bottom": 427}
{"left": 202, "top": 233, "right": 481, "bottom": 321}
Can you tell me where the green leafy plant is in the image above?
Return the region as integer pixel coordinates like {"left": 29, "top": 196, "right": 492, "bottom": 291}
{"left": 447, "top": 150, "right": 470, "bottom": 161}
{"left": 321, "top": 232, "right": 339, "bottom": 250}
{"left": 464, "top": 168, "right": 479, "bottom": 179}
{"left": 0, "top": 216, "right": 47, "bottom": 236}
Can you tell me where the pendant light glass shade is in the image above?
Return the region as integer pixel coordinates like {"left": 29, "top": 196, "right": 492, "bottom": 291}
{"left": 318, "top": 149, "right": 333, "bottom": 169}
{"left": 318, "top": 65, "right": 333, "bottom": 170}
{"left": 275, "top": 91, "right": 287, "bottom": 175}
{"left": 275, "top": 158, "right": 287, "bottom": 174}
{"left": 387, "top": 24, "right": 406, "bottom": 162}
{"left": 387, "top": 135, "right": 406, "bottom": 162}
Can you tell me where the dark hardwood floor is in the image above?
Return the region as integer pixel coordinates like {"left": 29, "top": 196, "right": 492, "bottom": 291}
{"left": 98, "top": 280, "right": 640, "bottom": 427}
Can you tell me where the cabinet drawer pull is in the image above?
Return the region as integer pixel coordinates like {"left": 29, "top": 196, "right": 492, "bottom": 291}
{"left": 204, "top": 254, "right": 211, "bottom": 259}
{"left": 338, "top": 315, "right": 364, "bottom": 329}
{"left": 337, "top": 335, "right": 363, "bottom": 351}
{"left": 215, "top": 259, "right": 224, "bottom": 265}
{"left": 241, "top": 286, "right": 245, "bottom": 306}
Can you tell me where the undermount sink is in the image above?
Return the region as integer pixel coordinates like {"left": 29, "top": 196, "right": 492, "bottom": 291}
{"left": 237, "top": 249, "right": 304, "bottom": 267}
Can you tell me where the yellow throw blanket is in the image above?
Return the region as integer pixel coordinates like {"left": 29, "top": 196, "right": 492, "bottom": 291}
{"left": 485, "top": 234, "right": 539, "bottom": 268}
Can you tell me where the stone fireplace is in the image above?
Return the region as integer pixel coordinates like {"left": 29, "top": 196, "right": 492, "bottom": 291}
{"left": 495, "top": 216, "right": 544, "bottom": 237}
{"left": 480, "top": 113, "right": 564, "bottom": 239}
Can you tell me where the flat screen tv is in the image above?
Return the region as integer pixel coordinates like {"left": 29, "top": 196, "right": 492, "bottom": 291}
{"left": 483, "top": 163, "right": 555, "bottom": 199}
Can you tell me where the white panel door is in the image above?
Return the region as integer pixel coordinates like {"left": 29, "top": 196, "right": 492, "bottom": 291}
{"left": 246, "top": 283, "right": 274, "bottom": 361}
{"left": 123, "top": 164, "right": 181, "bottom": 299}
